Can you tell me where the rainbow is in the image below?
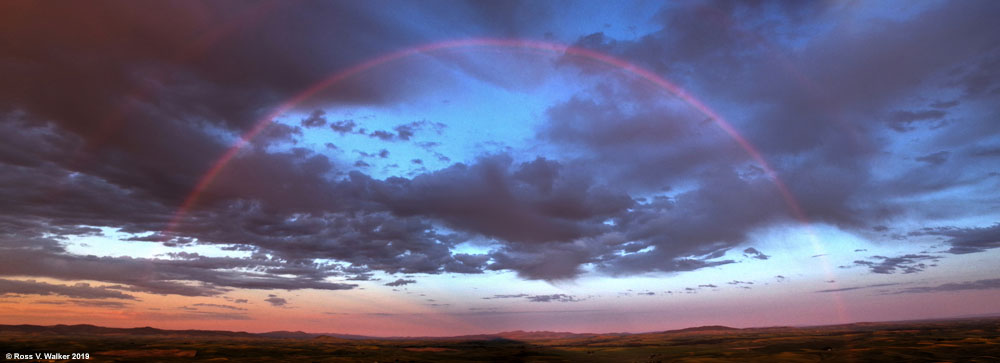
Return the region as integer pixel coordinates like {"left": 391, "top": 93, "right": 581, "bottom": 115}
{"left": 167, "top": 37, "right": 847, "bottom": 323}
{"left": 174, "top": 38, "right": 806, "bottom": 221}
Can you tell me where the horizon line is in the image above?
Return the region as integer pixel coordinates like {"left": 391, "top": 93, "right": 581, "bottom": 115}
{"left": 6, "top": 313, "right": 999, "bottom": 339}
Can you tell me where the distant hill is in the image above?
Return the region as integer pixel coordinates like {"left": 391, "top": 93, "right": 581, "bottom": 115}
{"left": 0, "top": 324, "right": 258, "bottom": 338}
{"left": 4, "top": 316, "right": 998, "bottom": 341}
{"left": 257, "top": 330, "right": 317, "bottom": 339}
{"left": 662, "top": 325, "right": 739, "bottom": 334}
{"left": 5, "top": 318, "right": 999, "bottom": 362}
{"left": 0, "top": 324, "right": 383, "bottom": 340}
{"left": 0, "top": 324, "right": 618, "bottom": 342}
{"left": 311, "top": 335, "right": 360, "bottom": 344}
{"left": 442, "top": 330, "right": 605, "bottom": 341}
{"left": 260, "top": 330, "right": 372, "bottom": 340}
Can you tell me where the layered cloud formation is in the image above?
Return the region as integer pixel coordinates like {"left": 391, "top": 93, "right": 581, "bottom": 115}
{"left": 1, "top": 0, "right": 998, "bottom": 302}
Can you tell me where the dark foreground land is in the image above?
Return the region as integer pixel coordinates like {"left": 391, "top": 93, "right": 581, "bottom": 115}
{"left": 2, "top": 318, "right": 999, "bottom": 362}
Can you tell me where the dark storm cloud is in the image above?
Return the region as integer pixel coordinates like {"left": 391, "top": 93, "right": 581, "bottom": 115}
{"left": 0, "top": 1, "right": 556, "bottom": 296}
{"left": 0, "top": 0, "right": 468, "bottom": 220}
{"left": 0, "top": 0, "right": 539, "bottom": 218}
{"left": 562, "top": 0, "right": 998, "bottom": 178}
{"left": 540, "top": 91, "right": 737, "bottom": 188}
{"left": 0, "top": 279, "right": 137, "bottom": 300}
{"left": 0, "top": 121, "right": 481, "bottom": 286}
{"left": 588, "top": 168, "right": 783, "bottom": 276}
{"left": 0, "top": 0, "right": 461, "bottom": 135}
{"left": 365, "top": 155, "right": 633, "bottom": 245}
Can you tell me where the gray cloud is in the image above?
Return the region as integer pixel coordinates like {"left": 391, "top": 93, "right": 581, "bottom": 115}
{"left": 264, "top": 294, "right": 287, "bottom": 307}
{"left": 483, "top": 294, "right": 529, "bottom": 300}
{"left": 743, "top": 248, "right": 770, "bottom": 260}
{"left": 526, "top": 294, "right": 580, "bottom": 303}
{"left": 550, "top": 0, "right": 1000, "bottom": 279}
{"left": 67, "top": 300, "right": 131, "bottom": 309}
{"left": 888, "top": 110, "right": 947, "bottom": 132}
{"left": 483, "top": 293, "right": 581, "bottom": 302}
{"left": 916, "top": 151, "right": 951, "bottom": 165}
{"left": 384, "top": 279, "right": 416, "bottom": 287}
{"left": 815, "top": 282, "right": 901, "bottom": 293}
{"left": 192, "top": 303, "right": 247, "bottom": 311}
{"left": 0, "top": 279, "right": 137, "bottom": 300}
{"left": 852, "top": 254, "right": 939, "bottom": 274}
{"left": 0, "top": 247, "right": 356, "bottom": 296}
{"left": 300, "top": 110, "right": 328, "bottom": 128}
{"left": 330, "top": 119, "right": 357, "bottom": 134}
{"left": 917, "top": 224, "right": 1000, "bottom": 254}
{"left": 894, "top": 278, "right": 1000, "bottom": 294}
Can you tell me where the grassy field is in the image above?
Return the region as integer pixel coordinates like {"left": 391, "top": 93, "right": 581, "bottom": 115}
{"left": 2, "top": 318, "right": 998, "bottom": 362}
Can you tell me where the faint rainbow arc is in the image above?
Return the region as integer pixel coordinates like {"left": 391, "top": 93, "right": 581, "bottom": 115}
{"left": 167, "top": 38, "right": 842, "bottom": 322}
{"left": 172, "top": 38, "right": 806, "bottom": 224}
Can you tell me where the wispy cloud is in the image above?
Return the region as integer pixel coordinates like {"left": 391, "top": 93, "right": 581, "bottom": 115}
{"left": 192, "top": 303, "right": 247, "bottom": 311}
{"left": 0, "top": 279, "right": 136, "bottom": 300}
{"left": 852, "top": 254, "right": 939, "bottom": 274}
{"left": 264, "top": 294, "right": 288, "bottom": 307}
{"left": 894, "top": 279, "right": 1000, "bottom": 294}
{"left": 484, "top": 293, "right": 582, "bottom": 303}
{"left": 815, "top": 283, "right": 901, "bottom": 293}
{"left": 384, "top": 279, "right": 417, "bottom": 287}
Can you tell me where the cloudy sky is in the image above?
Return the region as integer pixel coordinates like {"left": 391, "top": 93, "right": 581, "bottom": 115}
{"left": 1, "top": 0, "right": 998, "bottom": 336}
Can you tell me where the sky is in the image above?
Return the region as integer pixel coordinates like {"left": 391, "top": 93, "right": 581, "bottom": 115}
{"left": 0, "top": 0, "right": 999, "bottom": 337}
